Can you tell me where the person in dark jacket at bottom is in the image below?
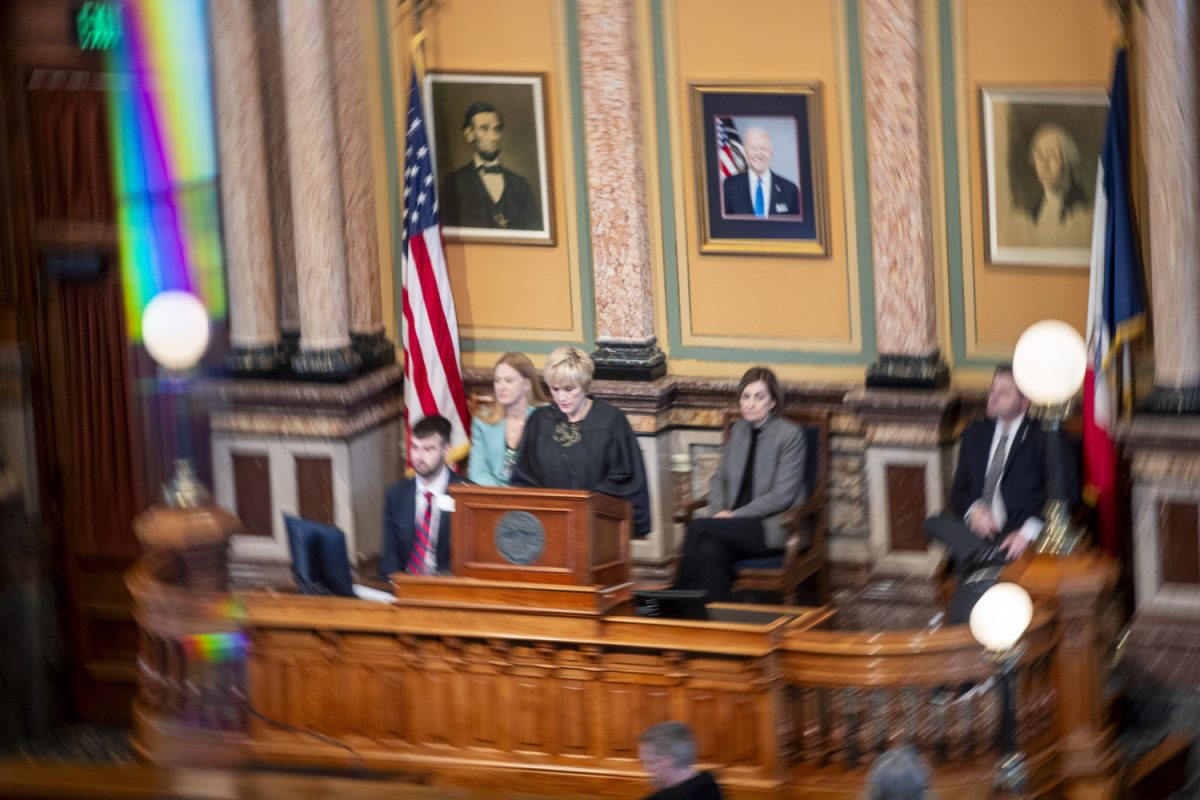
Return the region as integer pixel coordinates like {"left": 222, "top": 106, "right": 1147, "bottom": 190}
{"left": 638, "top": 721, "right": 724, "bottom": 800}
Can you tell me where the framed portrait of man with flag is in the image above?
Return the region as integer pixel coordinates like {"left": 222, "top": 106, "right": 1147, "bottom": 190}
{"left": 691, "top": 83, "right": 830, "bottom": 257}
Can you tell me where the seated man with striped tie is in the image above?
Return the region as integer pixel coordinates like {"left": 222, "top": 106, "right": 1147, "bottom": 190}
{"left": 379, "top": 415, "right": 468, "bottom": 581}
{"left": 924, "top": 363, "right": 1079, "bottom": 623}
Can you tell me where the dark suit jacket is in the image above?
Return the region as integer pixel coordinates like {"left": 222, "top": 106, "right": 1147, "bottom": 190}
{"left": 722, "top": 170, "right": 801, "bottom": 216}
{"left": 439, "top": 163, "right": 539, "bottom": 230}
{"left": 379, "top": 472, "right": 468, "bottom": 580}
{"left": 949, "top": 417, "right": 1080, "bottom": 536}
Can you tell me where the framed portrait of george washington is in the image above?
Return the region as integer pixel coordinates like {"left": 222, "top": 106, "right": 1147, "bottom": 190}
{"left": 423, "top": 72, "right": 555, "bottom": 246}
{"left": 690, "top": 83, "right": 829, "bottom": 257}
{"left": 982, "top": 87, "right": 1108, "bottom": 267}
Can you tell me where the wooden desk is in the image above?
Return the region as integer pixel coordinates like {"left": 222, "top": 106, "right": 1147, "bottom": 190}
{"left": 128, "top": 553, "right": 1071, "bottom": 799}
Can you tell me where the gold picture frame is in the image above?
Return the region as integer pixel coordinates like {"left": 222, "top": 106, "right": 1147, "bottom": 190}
{"left": 424, "top": 71, "right": 556, "bottom": 246}
{"left": 690, "top": 83, "right": 829, "bottom": 257}
{"left": 981, "top": 86, "right": 1107, "bottom": 267}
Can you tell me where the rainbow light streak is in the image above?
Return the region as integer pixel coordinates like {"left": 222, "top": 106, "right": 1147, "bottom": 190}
{"left": 182, "top": 632, "right": 248, "bottom": 664}
{"left": 106, "top": 0, "right": 226, "bottom": 340}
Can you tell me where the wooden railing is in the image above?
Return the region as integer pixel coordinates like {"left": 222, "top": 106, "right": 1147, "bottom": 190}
{"left": 127, "top": 554, "right": 1069, "bottom": 798}
{"left": 779, "top": 616, "right": 1060, "bottom": 796}
{"left": 128, "top": 551, "right": 249, "bottom": 761}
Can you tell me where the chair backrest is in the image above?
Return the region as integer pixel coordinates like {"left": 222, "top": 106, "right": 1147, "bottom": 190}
{"left": 284, "top": 514, "right": 355, "bottom": 597}
{"left": 721, "top": 408, "right": 830, "bottom": 502}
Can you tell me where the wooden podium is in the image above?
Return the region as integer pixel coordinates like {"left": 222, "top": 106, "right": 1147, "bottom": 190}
{"left": 448, "top": 485, "right": 631, "bottom": 588}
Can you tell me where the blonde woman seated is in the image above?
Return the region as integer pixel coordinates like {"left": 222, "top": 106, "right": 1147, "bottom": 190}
{"left": 468, "top": 352, "right": 547, "bottom": 486}
{"left": 512, "top": 346, "right": 651, "bottom": 537}
{"left": 672, "top": 367, "right": 806, "bottom": 602}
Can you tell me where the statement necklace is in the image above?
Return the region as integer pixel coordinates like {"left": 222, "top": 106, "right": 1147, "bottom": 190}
{"left": 553, "top": 420, "right": 582, "bottom": 447}
{"left": 553, "top": 399, "right": 591, "bottom": 447}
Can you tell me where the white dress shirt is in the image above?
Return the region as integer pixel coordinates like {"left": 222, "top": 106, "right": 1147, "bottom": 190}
{"left": 415, "top": 465, "right": 451, "bottom": 573}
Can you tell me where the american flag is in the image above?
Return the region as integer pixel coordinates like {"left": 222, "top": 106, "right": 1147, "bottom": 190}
{"left": 401, "top": 72, "right": 470, "bottom": 458}
{"left": 716, "top": 116, "right": 747, "bottom": 178}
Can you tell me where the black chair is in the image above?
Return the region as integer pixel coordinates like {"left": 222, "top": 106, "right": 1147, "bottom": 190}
{"left": 284, "top": 514, "right": 355, "bottom": 597}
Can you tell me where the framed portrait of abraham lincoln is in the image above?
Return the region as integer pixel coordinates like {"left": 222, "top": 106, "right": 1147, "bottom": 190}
{"left": 982, "top": 87, "right": 1108, "bottom": 267}
{"left": 424, "top": 72, "right": 555, "bottom": 246}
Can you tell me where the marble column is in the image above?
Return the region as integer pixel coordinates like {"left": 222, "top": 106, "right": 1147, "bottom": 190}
{"left": 252, "top": 0, "right": 300, "bottom": 340}
{"left": 1142, "top": 1, "right": 1200, "bottom": 412}
{"left": 277, "top": 0, "right": 359, "bottom": 377}
{"left": 576, "top": 0, "right": 665, "bottom": 381}
{"left": 860, "top": 0, "right": 947, "bottom": 388}
{"left": 210, "top": 0, "right": 284, "bottom": 373}
{"left": 329, "top": 0, "right": 393, "bottom": 369}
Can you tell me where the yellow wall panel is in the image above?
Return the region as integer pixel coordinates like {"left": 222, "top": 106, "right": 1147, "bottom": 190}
{"left": 960, "top": 0, "right": 1120, "bottom": 350}
{"left": 671, "top": 0, "right": 854, "bottom": 346}
{"left": 391, "top": 0, "right": 582, "bottom": 343}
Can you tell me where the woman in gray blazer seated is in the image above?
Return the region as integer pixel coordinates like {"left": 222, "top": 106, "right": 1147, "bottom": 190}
{"left": 672, "top": 367, "right": 806, "bottom": 602}
{"left": 468, "top": 352, "right": 548, "bottom": 486}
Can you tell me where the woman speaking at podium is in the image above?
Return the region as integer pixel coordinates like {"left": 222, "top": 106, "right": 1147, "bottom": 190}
{"left": 512, "top": 346, "right": 651, "bottom": 537}
{"left": 673, "top": 367, "right": 805, "bottom": 602}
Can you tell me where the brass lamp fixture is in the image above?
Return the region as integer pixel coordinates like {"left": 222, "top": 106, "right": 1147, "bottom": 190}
{"left": 970, "top": 581, "right": 1035, "bottom": 795}
{"left": 1011, "top": 320, "right": 1088, "bottom": 556}
{"left": 141, "top": 290, "right": 212, "bottom": 507}
{"left": 133, "top": 291, "right": 239, "bottom": 592}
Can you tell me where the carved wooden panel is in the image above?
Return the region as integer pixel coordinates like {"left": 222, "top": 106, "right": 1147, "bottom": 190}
{"left": 233, "top": 454, "right": 272, "bottom": 537}
{"left": 295, "top": 456, "right": 334, "bottom": 526}
{"left": 558, "top": 679, "right": 591, "bottom": 755}
{"left": 1159, "top": 501, "right": 1200, "bottom": 586}
{"left": 886, "top": 464, "right": 928, "bottom": 552}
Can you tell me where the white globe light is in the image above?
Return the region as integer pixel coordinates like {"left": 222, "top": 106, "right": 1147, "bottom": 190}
{"left": 969, "top": 582, "right": 1034, "bottom": 652}
{"left": 1011, "top": 320, "right": 1087, "bottom": 405}
{"left": 142, "top": 291, "right": 210, "bottom": 370}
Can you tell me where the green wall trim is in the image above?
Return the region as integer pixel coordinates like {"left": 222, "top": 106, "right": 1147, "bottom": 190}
{"left": 652, "top": 0, "right": 685, "bottom": 359}
{"left": 938, "top": 0, "right": 999, "bottom": 369}
{"left": 377, "top": 0, "right": 596, "bottom": 353}
{"left": 564, "top": 0, "right": 597, "bottom": 350}
{"left": 376, "top": 0, "right": 405, "bottom": 347}
{"left": 846, "top": 0, "right": 878, "bottom": 362}
{"left": 650, "top": 0, "right": 877, "bottom": 365}
{"left": 460, "top": 339, "right": 575, "bottom": 355}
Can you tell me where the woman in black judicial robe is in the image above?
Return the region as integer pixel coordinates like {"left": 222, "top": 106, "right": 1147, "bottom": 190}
{"left": 512, "top": 347, "right": 651, "bottom": 537}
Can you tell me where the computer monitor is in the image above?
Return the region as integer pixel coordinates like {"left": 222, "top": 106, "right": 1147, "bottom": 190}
{"left": 284, "top": 515, "right": 355, "bottom": 597}
{"left": 632, "top": 589, "right": 709, "bottom": 621}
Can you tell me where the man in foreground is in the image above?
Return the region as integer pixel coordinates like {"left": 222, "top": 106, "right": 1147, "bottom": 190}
{"left": 638, "top": 721, "right": 723, "bottom": 799}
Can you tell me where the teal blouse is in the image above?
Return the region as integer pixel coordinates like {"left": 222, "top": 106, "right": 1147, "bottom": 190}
{"left": 468, "top": 405, "right": 537, "bottom": 486}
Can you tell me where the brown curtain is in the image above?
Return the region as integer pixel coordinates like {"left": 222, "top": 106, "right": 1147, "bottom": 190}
{"left": 58, "top": 268, "right": 144, "bottom": 560}
{"left": 26, "top": 70, "right": 114, "bottom": 224}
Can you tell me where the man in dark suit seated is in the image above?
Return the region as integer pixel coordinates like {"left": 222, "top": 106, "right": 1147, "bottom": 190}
{"left": 379, "top": 415, "right": 468, "bottom": 580}
{"left": 721, "top": 127, "right": 800, "bottom": 218}
{"left": 924, "top": 363, "right": 1079, "bottom": 623}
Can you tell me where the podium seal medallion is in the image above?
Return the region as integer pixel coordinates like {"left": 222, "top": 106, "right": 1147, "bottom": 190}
{"left": 494, "top": 511, "right": 546, "bottom": 565}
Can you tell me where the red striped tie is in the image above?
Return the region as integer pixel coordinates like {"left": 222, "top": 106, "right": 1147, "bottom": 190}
{"left": 407, "top": 490, "right": 434, "bottom": 575}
